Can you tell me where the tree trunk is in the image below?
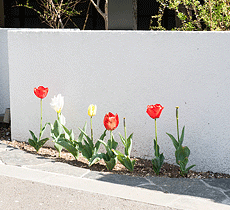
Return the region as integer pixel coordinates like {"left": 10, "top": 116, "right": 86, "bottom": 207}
{"left": 132, "top": 0, "right": 137, "bottom": 30}
{"left": 104, "top": 0, "right": 108, "bottom": 30}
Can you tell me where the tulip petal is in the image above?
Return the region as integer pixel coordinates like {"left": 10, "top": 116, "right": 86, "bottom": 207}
{"left": 88, "top": 104, "right": 97, "bottom": 116}
{"left": 103, "top": 112, "right": 119, "bottom": 130}
{"left": 34, "top": 86, "right": 49, "bottom": 99}
{"left": 146, "top": 104, "right": 164, "bottom": 119}
{"left": 50, "top": 94, "right": 64, "bottom": 113}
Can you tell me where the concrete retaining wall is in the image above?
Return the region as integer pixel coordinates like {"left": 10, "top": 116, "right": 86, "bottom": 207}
{"left": 3, "top": 29, "right": 230, "bottom": 174}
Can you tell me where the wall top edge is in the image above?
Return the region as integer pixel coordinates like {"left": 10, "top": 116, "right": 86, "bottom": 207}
{"left": 2, "top": 28, "right": 230, "bottom": 34}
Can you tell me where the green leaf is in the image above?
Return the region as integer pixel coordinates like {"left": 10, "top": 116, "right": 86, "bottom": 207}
{"left": 152, "top": 159, "right": 160, "bottom": 175}
{"left": 179, "top": 126, "right": 185, "bottom": 146}
{"left": 186, "top": 164, "right": 196, "bottom": 172}
{"left": 99, "top": 130, "right": 107, "bottom": 140}
{"left": 108, "top": 137, "right": 118, "bottom": 150}
{"left": 102, "top": 152, "right": 110, "bottom": 161}
{"left": 152, "top": 158, "right": 160, "bottom": 175}
{"left": 83, "top": 138, "right": 90, "bottom": 147}
{"left": 119, "top": 133, "right": 126, "bottom": 146}
{"left": 29, "top": 130, "right": 38, "bottom": 142}
{"left": 95, "top": 130, "right": 107, "bottom": 153}
{"left": 99, "top": 140, "right": 111, "bottom": 154}
{"left": 56, "top": 137, "right": 79, "bottom": 159}
{"left": 78, "top": 128, "right": 94, "bottom": 149}
{"left": 132, "top": 159, "right": 136, "bottom": 166}
{"left": 40, "top": 122, "right": 50, "bottom": 138}
{"left": 154, "top": 139, "right": 160, "bottom": 157}
{"left": 175, "top": 146, "right": 190, "bottom": 164}
{"left": 113, "top": 150, "right": 135, "bottom": 172}
{"left": 159, "top": 153, "right": 165, "bottom": 166}
{"left": 37, "top": 137, "right": 49, "bottom": 151}
{"left": 179, "top": 157, "right": 188, "bottom": 175}
{"left": 125, "top": 133, "right": 133, "bottom": 157}
{"left": 69, "top": 129, "right": 74, "bottom": 141}
{"left": 77, "top": 122, "right": 87, "bottom": 143}
{"left": 113, "top": 150, "right": 124, "bottom": 162}
{"left": 89, "top": 153, "right": 104, "bottom": 166}
{"left": 54, "top": 142, "right": 63, "bottom": 154}
{"left": 52, "top": 120, "right": 63, "bottom": 138}
{"left": 62, "top": 125, "right": 74, "bottom": 141}
{"left": 166, "top": 133, "right": 179, "bottom": 149}
{"left": 104, "top": 157, "right": 117, "bottom": 170}
{"left": 152, "top": 153, "right": 165, "bottom": 175}
{"left": 76, "top": 141, "right": 91, "bottom": 160}
{"left": 62, "top": 125, "right": 70, "bottom": 136}
{"left": 94, "top": 141, "right": 101, "bottom": 154}
{"left": 82, "top": 145, "right": 93, "bottom": 160}
{"left": 28, "top": 138, "right": 37, "bottom": 150}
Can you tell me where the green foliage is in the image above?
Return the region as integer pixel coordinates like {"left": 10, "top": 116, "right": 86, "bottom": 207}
{"left": 50, "top": 120, "right": 87, "bottom": 159}
{"left": 101, "top": 153, "right": 117, "bottom": 170}
{"left": 167, "top": 126, "right": 185, "bottom": 149}
{"left": 152, "top": 139, "right": 165, "bottom": 175}
{"left": 92, "top": 132, "right": 118, "bottom": 170}
{"left": 77, "top": 124, "right": 107, "bottom": 162}
{"left": 119, "top": 132, "right": 133, "bottom": 157}
{"left": 28, "top": 123, "right": 50, "bottom": 152}
{"left": 16, "top": 0, "right": 82, "bottom": 28}
{"left": 50, "top": 119, "right": 63, "bottom": 155}
{"left": 166, "top": 107, "right": 195, "bottom": 176}
{"left": 113, "top": 150, "right": 136, "bottom": 172}
{"left": 150, "top": 0, "right": 230, "bottom": 31}
{"left": 90, "top": 118, "right": 136, "bottom": 172}
{"left": 167, "top": 126, "right": 195, "bottom": 175}
{"left": 176, "top": 147, "right": 196, "bottom": 175}
{"left": 113, "top": 118, "right": 135, "bottom": 172}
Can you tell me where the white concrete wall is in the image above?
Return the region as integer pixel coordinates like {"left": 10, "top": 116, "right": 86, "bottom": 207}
{"left": 0, "top": 29, "right": 10, "bottom": 114}
{"left": 6, "top": 29, "right": 230, "bottom": 174}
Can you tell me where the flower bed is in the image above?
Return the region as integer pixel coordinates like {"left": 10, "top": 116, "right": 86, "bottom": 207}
{"left": 1, "top": 138, "right": 230, "bottom": 179}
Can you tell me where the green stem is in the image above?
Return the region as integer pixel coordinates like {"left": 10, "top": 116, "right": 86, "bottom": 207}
{"left": 176, "top": 107, "right": 179, "bottom": 142}
{"left": 123, "top": 118, "right": 127, "bottom": 140}
{"left": 39, "top": 99, "right": 43, "bottom": 141}
{"left": 57, "top": 112, "right": 60, "bottom": 121}
{"left": 57, "top": 112, "right": 61, "bottom": 157}
{"left": 155, "top": 118, "right": 158, "bottom": 157}
{"left": 90, "top": 116, "right": 93, "bottom": 140}
{"left": 110, "top": 130, "right": 113, "bottom": 145}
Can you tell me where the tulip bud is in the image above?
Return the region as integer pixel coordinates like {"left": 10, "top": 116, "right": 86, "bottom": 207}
{"left": 88, "top": 104, "right": 97, "bottom": 117}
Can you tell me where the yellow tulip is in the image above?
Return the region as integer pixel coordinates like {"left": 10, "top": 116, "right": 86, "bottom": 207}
{"left": 88, "top": 104, "right": 97, "bottom": 117}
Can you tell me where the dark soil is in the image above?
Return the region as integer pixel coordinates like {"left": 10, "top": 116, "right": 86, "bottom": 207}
{"left": 1, "top": 125, "right": 229, "bottom": 179}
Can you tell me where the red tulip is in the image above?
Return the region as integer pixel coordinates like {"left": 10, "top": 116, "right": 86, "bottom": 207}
{"left": 103, "top": 112, "right": 119, "bottom": 131}
{"left": 34, "top": 86, "right": 49, "bottom": 99}
{"left": 146, "top": 104, "right": 164, "bottom": 119}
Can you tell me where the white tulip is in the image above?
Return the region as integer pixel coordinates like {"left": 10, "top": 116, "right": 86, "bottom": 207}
{"left": 50, "top": 94, "right": 64, "bottom": 113}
